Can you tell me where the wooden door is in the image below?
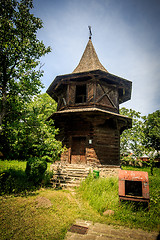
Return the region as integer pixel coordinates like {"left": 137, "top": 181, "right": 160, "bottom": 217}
{"left": 71, "top": 137, "right": 86, "bottom": 164}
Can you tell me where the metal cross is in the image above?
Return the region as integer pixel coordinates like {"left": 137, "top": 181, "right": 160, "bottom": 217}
{"left": 88, "top": 26, "right": 92, "bottom": 39}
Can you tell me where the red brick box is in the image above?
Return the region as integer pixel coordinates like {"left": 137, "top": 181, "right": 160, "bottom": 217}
{"left": 119, "top": 170, "right": 150, "bottom": 207}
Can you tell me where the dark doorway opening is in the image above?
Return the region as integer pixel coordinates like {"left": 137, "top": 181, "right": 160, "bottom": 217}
{"left": 71, "top": 137, "right": 86, "bottom": 164}
{"left": 75, "top": 85, "right": 86, "bottom": 103}
{"left": 125, "top": 180, "right": 142, "bottom": 197}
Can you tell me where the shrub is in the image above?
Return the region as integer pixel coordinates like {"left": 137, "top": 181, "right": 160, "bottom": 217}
{"left": 25, "top": 157, "right": 47, "bottom": 185}
{"left": 41, "top": 170, "right": 53, "bottom": 187}
{"left": 121, "top": 155, "right": 142, "bottom": 167}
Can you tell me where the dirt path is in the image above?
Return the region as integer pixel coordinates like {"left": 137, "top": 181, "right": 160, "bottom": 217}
{"left": 65, "top": 219, "right": 159, "bottom": 240}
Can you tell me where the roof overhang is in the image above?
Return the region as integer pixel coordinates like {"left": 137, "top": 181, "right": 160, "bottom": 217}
{"left": 46, "top": 70, "right": 132, "bottom": 104}
{"left": 48, "top": 107, "right": 132, "bottom": 133}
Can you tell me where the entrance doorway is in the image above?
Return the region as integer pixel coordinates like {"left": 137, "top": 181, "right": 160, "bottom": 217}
{"left": 71, "top": 137, "right": 86, "bottom": 164}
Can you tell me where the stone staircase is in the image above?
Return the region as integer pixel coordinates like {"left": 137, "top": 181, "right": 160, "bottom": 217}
{"left": 50, "top": 163, "right": 92, "bottom": 188}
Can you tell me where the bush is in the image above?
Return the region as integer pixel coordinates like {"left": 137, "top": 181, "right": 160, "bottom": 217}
{"left": 25, "top": 157, "right": 47, "bottom": 185}
{"left": 41, "top": 170, "right": 53, "bottom": 187}
{"left": 121, "top": 155, "right": 142, "bottom": 167}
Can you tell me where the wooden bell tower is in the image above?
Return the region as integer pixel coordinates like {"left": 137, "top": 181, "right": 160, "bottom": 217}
{"left": 47, "top": 35, "right": 132, "bottom": 167}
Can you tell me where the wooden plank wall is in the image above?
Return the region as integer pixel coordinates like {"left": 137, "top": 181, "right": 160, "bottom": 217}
{"left": 57, "top": 116, "right": 120, "bottom": 166}
{"left": 92, "top": 125, "right": 120, "bottom": 165}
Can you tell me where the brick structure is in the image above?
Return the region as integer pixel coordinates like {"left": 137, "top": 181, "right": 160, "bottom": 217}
{"left": 47, "top": 37, "right": 132, "bottom": 170}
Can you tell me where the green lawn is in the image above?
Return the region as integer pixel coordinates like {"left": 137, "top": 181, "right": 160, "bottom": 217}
{"left": 0, "top": 160, "right": 159, "bottom": 239}
{"left": 0, "top": 160, "right": 26, "bottom": 172}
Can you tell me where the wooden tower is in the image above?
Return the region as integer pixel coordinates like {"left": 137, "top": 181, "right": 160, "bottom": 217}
{"left": 47, "top": 37, "right": 132, "bottom": 168}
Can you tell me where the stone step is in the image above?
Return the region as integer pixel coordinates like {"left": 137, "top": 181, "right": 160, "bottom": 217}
{"left": 59, "top": 168, "right": 90, "bottom": 172}
{"left": 65, "top": 171, "right": 89, "bottom": 174}
{"left": 50, "top": 163, "right": 91, "bottom": 188}
{"left": 52, "top": 179, "right": 85, "bottom": 184}
{"left": 58, "top": 166, "right": 91, "bottom": 171}
{"left": 60, "top": 175, "right": 88, "bottom": 179}
{"left": 54, "top": 173, "right": 88, "bottom": 178}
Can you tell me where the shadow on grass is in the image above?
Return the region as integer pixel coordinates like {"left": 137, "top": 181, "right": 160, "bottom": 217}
{"left": 120, "top": 199, "right": 149, "bottom": 212}
{"left": 0, "top": 168, "right": 40, "bottom": 196}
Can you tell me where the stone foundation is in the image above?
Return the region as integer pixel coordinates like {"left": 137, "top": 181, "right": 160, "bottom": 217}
{"left": 50, "top": 162, "right": 120, "bottom": 188}
{"left": 94, "top": 165, "right": 120, "bottom": 178}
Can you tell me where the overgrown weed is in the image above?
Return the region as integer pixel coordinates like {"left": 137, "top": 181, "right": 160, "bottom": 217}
{"left": 77, "top": 168, "right": 160, "bottom": 231}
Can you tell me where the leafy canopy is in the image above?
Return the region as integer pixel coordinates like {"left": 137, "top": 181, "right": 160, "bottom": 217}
{"left": 120, "top": 107, "right": 145, "bottom": 157}
{"left": 120, "top": 108, "right": 160, "bottom": 158}
{"left": 2, "top": 93, "right": 64, "bottom": 161}
{"left": 143, "top": 110, "right": 160, "bottom": 151}
{"left": 0, "top": 0, "right": 51, "bottom": 127}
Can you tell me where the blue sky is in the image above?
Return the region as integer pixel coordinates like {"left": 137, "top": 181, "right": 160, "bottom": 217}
{"left": 32, "top": 0, "right": 160, "bottom": 116}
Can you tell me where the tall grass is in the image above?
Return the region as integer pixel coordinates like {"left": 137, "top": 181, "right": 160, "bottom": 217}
{"left": 78, "top": 168, "right": 160, "bottom": 231}
{"left": 78, "top": 174, "right": 118, "bottom": 214}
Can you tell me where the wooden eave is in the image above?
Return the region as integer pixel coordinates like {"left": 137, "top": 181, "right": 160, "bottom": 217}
{"left": 47, "top": 107, "right": 132, "bottom": 130}
{"left": 46, "top": 69, "right": 132, "bottom": 104}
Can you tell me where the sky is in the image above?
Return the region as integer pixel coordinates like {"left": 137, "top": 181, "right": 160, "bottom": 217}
{"left": 32, "top": 0, "right": 160, "bottom": 116}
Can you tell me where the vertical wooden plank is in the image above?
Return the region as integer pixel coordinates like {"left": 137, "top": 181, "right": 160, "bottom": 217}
{"left": 68, "top": 84, "right": 76, "bottom": 105}
{"left": 87, "top": 82, "right": 94, "bottom": 103}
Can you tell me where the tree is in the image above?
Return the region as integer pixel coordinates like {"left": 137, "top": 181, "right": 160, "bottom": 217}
{"left": 120, "top": 108, "right": 160, "bottom": 174}
{"left": 143, "top": 110, "right": 160, "bottom": 175}
{"left": 143, "top": 110, "right": 160, "bottom": 151}
{"left": 0, "top": 0, "right": 51, "bottom": 129}
{"left": 4, "top": 93, "right": 64, "bottom": 161}
{"left": 120, "top": 107, "right": 145, "bottom": 158}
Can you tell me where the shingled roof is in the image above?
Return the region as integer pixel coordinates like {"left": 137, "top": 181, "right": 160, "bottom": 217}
{"left": 73, "top": 39, "right": 108, "bottom": 73}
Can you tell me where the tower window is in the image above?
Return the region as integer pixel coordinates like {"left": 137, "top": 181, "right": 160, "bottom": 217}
{"left": 75, "top": 84, "right": 86, "bottom": 103}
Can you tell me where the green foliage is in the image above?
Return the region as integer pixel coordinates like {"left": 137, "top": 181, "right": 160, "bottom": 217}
{"left": 42, "top": 170, "right": 54, "bottom": 187}
{"left": 1, "top": 94, "right": 64, "bottom": 161}
{"left": 25, "top": 157, "right": 47, "bottom": 185}
{"left": 0, "top": 0, "right": 51, "bottom": 155}
{"left": 120, "top": 108, "right": 160, "bottom": 160}
{"left": 120, "top": 108, "right": 145, "bottom": 158}
{"left": 79, "top": 174, "right": 118, "bottom": 214}
{"left": 0, "top": 160, "right": 26, "bottom": 172}
{"left": 143, "top": 110, "right": 160, "bottom": 151}
{"left": 0, "top": 160, "right": 53, "bottom": 194}
{"left": 121, "top": 155, "right": 142, "bottom": 167}
{"left": 0, "top": 168, "right": 33, "bottom": 195}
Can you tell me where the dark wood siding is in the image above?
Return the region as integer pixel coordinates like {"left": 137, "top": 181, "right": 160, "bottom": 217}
{"left": 87, "top": 82, "right": 94, "bottom": 103}
{"left": 55, "top": 113, "right": 120, "bottom": 166}
{"left": 68, "top": 84, "right": 76, "bottom": 105}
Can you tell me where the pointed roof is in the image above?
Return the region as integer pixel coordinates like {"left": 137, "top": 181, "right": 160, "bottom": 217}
{"left": 73, "top": 39, "right": 108, "bottom": 73}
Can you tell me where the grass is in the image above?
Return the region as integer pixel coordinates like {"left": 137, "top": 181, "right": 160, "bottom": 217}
{"left": 0, "top": 160, "right": 52, "bottom": 172}
{"left": 0, "top": 190, "right": 76, "bottom": 240}
{"left": 0, "top": 160, "right": 52, "bottom": 195}
{"left": 0, "top": 160, "right": 26, "bottom": 172}
{"left": 0, "top": 188, "right": 106, "bottom": 240}
{"left": 0, "top": 160, "right": 160, "bottom": 239}
{"left": 78, "top": 167, "right": 160, "bottom": 232}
